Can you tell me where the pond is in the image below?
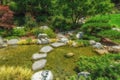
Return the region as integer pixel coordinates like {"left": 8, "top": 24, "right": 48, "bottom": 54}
{"left": 0, "top": 45, "right": 97, "bottom": 79}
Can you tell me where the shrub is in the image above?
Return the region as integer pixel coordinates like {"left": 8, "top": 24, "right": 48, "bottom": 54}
{"left": 42, "top": 28, "right": 56, "bottom": 38}
{"left": 11, "top": 27, "right": 26, "bottom": 37}
{"left": 81, "top": 15, "right": 113, "bottom": 35}
{"left": 24, "top": 13, "right": 37, "bottom": 30}
{"left": 0, "top": 5, "right": 14, "bottom": 29}
{"left": 77, "top": 54, "right": 120, "bottom": 80}
{"left": 0, "top": 66, "right": 32, "bottom": 80}
{"left": 30, "top": 27, "right": 43, "bottom": 37}
{"left": 98, "top": 30, "right": 120, "bottom": 39}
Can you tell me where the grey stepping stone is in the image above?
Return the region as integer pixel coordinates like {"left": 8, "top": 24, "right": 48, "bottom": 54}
{"left": 51, "top": 42, "right": 65, "bottom": 47}
{"left": 32, "top": 59, "right": 47, "bottom": 71}
{"left": 32, "top": 53, "right": 47, "bottom": 60}
{"left": 40, "top": 46, "right": 53, "bottom": 53}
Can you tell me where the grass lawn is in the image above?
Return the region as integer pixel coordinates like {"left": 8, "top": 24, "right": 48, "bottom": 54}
{"left": 0, "top": 45, "right": 97, "bottom": 79}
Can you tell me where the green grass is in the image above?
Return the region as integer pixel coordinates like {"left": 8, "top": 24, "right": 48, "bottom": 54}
{"left": 0, "top": 45, "right": 97, "bottom": 79}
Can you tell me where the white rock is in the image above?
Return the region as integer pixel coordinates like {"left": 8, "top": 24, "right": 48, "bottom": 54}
{"left": 7, "top": 39, "right": 19, "bottom": 45}
{"left": 32, "top": 53, "right": 47, "bottom": 60}
{"left": 40, "top": 46, "right": 53, "bottom": 53}
{"left": 59, "top": 37, "right": 68, "bottom": 43}
{"left": 32, "top": 59, "right": 47, "bottom": 71}
{"left": 31, "top": 70, "right": 53, "bottom": 80}
{"left": 89, "top": 40, "right": 96, "bottom": 45}
{"left": 76, "top": 32, "right": 83, "bottom": 39}
{"left": 51, "top": 42, "right": 65, "bottom": 47}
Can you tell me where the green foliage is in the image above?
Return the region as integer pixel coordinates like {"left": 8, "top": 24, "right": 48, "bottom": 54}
{"left": 98, "top": 30, "right": 120, "bottom": 39}
{"left": 24, "top": 13, "right": 37, "bottom": 29}
{"left": 42, "top": 28, "right": 56, "bottom": 38}
{"left": 81, "top": 15, "right": 112, "bottom": 34}
{"left": 12, "top": 27, "right": 26, "bottom": 37}
{"left": 77, "top": 54, "right": 120, "bottom": 80}
{"left": 30, "top": 27, "right": 43, "bottom": 37}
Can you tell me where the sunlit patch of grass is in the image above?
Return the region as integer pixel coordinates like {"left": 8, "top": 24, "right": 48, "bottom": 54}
{"left": 0, "top": 45, "right": 41, "bottom": 68}
{"left": 45, "top": 46, "right": 97, "bottom": 79}
{"left": 0, "top": 66, "right": 32, "bottom": 80}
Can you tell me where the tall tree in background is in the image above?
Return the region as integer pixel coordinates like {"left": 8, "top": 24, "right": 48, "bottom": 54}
{"left": 56, "top": 0, "right": 114, "bottom": 27}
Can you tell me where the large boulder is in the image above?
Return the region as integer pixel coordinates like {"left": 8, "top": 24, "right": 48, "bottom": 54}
{"left": 32, "top": 59, "right": 47, "bottom": 71}
{"left": 31, "top": 70, "right": 53, "bottom": 80}
{"left": 38, "top": 33, "right": 49, "bottom": 44}
{"left": 7, "top": 39, "right": 19, "bottom": 45}
{"left": 40, "top": 46, "right": 53, "bottom": 53}
{"left": 51, "top": 42, "right": 65, "bottom": 47}
{"left": 32, "top": 53, "right": 47, "bottom": 60}
{"left": 59, "top": 37, "right": 69, "bottom": 43}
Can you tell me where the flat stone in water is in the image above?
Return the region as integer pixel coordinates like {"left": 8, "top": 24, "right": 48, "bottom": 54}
{"left": 40, "top": 46, "right": 53, "bottom": 53}
{"left": 51, "top": 42, "right": 65, "bottom": 47}
{"left": 32, "top": 53, "right": 47, "bottom": 60}
{"left": 32, "top": 59, "right": 47, "bottom": 71}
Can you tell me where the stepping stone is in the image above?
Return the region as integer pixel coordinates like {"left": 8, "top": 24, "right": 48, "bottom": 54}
{"left": 51, "top": 42, "right": 65, "bottom": 47}
{"left": 32, "top": 53, "right": 47, "bottom": 60}
{"left": 40, "top": 46, "right": 53, "bottom": 53}
{"left": 32, "top": 59, "right": 47, "bottom": 71}
{"left": 31, "top": 70, "right": 53, "bottom": 80}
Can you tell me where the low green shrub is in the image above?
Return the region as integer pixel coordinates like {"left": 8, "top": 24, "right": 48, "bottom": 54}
{"left": 42, "top": 28, "right": 56, "bottom": 38}
{"left": 77, "top": 54, "right": 120, "bottom": 80}
{"left": 30, "top": 28, "right": 43, "bottom": 37}
{"left": 12, "top": 27, "right": 26, "bottom": 37}
{"left": 0, "top": 66, "right": 32, "bottom": 80}
{"left": 98, "top": 30, "right": 120, "bottom": 39}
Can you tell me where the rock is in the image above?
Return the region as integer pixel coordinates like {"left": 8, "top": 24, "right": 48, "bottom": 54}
{"left": 78, "top": 71, "right": 90, "bottom": 78}
{"left": 65, "top": 52, "right": 74, "bottom": 57}
{"left": 76, "top": 32, "right": 84, "bottom": 39}
{"left": 59, "top": 37, "right": 69, "bottom": 43}
{"left": 0, "top": 37, "right": 4, "bottom": 45}
{"left": 92, "top": 42, "right": 103, "bottom": 49}
{"left": 32, "top": 59, "right": 47, "bottom": 71}
{"left": 38, "top": 33, "right": 49, "bottom": 44}
{"left": 31, "top": 70, "right": 53, "bottom": 80}
{"left": 108, "top": 46, "right": 120, "bottom": 53}
{"left": 7, "top": 39, "right": 19, "bottom": 45}
{"left": 94, "top": 49, "right": 108, "bottom": 55}
{"left": 51, "top": 42, "right": 65, "bottom": 47}
{"left": 40, "top": 46, "right": 53, "bottom": 53}
{"left": 38, "top": 33, "right": 48, "bottom": 39}
{"left": 32, "top": 53, "right": 47, "bottom": 60}
{"left": 40, "top": 26, "right": 49, "bottom": 30}
{"left": 89, "top": 40, "right": 96, "bottom": 45}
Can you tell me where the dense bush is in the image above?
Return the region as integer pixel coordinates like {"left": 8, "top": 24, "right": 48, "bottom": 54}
{"left": 11, "top": 27, "right": 26, "bottom": 37}
{"left": 81, "top": 15, "right": 113, "bottom": 35}
{"left": 42, "top": 28, "right": 56, "bottom": 38}
{"left": 98, "top": 30, "right": 120, "bottom": 39}
{"left": 77, "top": 54, "right": 120, "bottom": 80}
{"left": 0, "top": 5, "right": 14, "bottom": 29}
{"left": 24, "top": 13, "right": 37, "bottom": 30}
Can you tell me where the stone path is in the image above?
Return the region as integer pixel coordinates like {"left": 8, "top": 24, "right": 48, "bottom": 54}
{"left": 31, "top": 42, "right": 66, "bottom": 80}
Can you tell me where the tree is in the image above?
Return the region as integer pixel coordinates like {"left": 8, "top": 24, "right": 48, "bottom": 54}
{"left": 56, "top": 0, "right": 114, "bottom": 28}
{"left": 0, "top": 5, "right": 14, "bottom": 29}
